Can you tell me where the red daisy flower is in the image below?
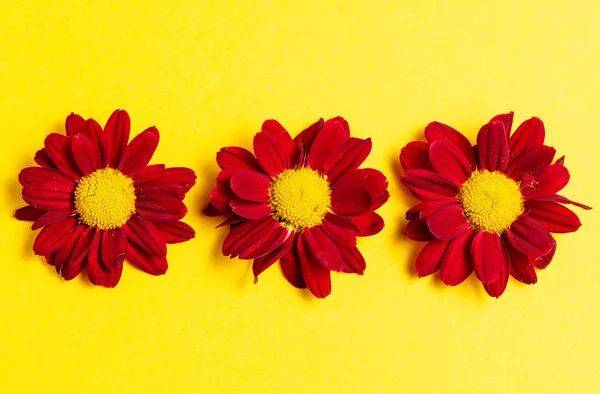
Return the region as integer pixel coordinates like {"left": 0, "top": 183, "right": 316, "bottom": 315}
{"left": 204, "top": 117, "right": 389, "bottom": 298}
{"left": 15, "top": 110, "right": 196, "bottom": 287}
{"left": 400, "top": 112, "right": 591, "bottom": 297}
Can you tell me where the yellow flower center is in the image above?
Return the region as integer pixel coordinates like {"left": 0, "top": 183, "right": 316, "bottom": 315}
{"left": 74, "top": 168, "right": 137, "bottom": 230}
{"left": 269, "top": 168, "right": 331, "bottom": 230}
{"left": 458, "top": 170, "right": 523, "bottom": 233}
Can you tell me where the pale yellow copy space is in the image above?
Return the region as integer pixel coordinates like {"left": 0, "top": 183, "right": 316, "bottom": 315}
{"left": 0, "top": 1, "right": 599, "bottom": 393}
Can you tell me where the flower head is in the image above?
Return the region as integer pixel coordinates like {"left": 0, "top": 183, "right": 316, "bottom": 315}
{"left": 204, "top": 117, "right": 389, "bottom": 298}
{"left": 400, "top": 112, "right": 591, "bottom": 297}
{"left": 15, "top": 110, "right": 196, "bottom": 287}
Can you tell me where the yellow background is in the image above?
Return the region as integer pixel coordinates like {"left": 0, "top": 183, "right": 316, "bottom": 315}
{"left": 0, "top": 1, "right": 599, "bottom": 393}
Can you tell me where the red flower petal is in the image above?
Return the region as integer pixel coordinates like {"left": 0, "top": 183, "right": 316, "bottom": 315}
{"left": 262, "top": 119, "right": 297, "bottom": 168}
{"left": 136, "top": 193, "right": 187, "bottom": 222}
{"left": 34, "top": 148, "right": 56, "bottom": 169}
{"left": 65, "top": 112, "right": 85, "bottom": 136}
{"left": 401, "top": 170, "right": 459, "bottom": 201}
{"left": 509, "top": 117, "right": 545, "bottom": 159}
{"left": 19, "top": 167, "right": 76, "bottom": 187}
{"left": 405, "top": 197, "right": 458, "bottom": 220}
{"left": 101, "top": 229, "right": 128, "bottom": 270}
{"left": 222, "top": 217, "right": 280, "bottom": 258}
{"left": 482, "top": 244, "right": 510, "bottom": 298}
{"left": 123, "top": 215, "right": 167, "bottom": 258}
{"left": 471, "top": 231, "right": 505, "bottom": 283}
{"left": 429, "top": 140, "right": 472, "bottom": 186}
{"left": 252, "top": 234, "right": 294, "bottom": 281}
{"left": 334, "top": 168, "right": 388, "bottom": 210}
{"left": 229, "top": 171, "right": 271, "bottom": 202}
{"left": 127, "top": 243, "right": 168, "bottom": 275}
{"left": 426, "top": 204, "right": 470, "bottom": 241}
{"left": 134, "top": 168, "right": 196, "bottom": 198}
{"left": 521, "top": 164, "right": 570, "bottom": 199}
{"left": 506, "top": 216, "right": 554, "bottom": 258}
{"left": 32, "top": 209, "right": 74, "bottom": 231}
{"left": 118, "top": 127, "right": 159, "bottom": 176}
{"left": 538, "top": 194, "right": 592, "bottom": 210}
{"left": 44, "top": 133, "right": 81, "bottom": 179}
{"left": 440, "top": 229, "right": 475, "bottom": 286}
{"left": 526, "top": 200, "right": 581, "bottom": 233}
{"left": 351, "top": 211, "right": 385, "bottom": 237}
{"left": 303, "top": 226, "right": 344, "bottom": 272}
{"left": 294, "top": 118, "right": 325, "bottom": 154}
{"left": 424, "top": 121, "right": 476, "bottom": 168}
{"left": 400, "top": 141, "right": 434, "bottom": 172}
{"left": 306, "top": 120, "right": 346, "bottom": 172}
{"left": 53, "top": 226, "right": 82, "bottom": 271}
{"left": 490, "top": 112, "right": 514, "bottom": 138}
{"left": 321, "top": 214, "right": 357, "bottom": 246}
{"left": 326, "top": 137, "right": 372, "bottom": 183}
{"left": 22, "top": 181, "right": 75, "bottom": 211}
{"left": 415, "top": 239, "right": 449, "bottom": 277}
{"left": 87, "top": 232, "right": 123, "bottom": 288}
{"left": 297, "top": 233, "right": 332, "bottom": 298}
{"left": 71, "top": 133, "right": 100, "bottom": 175}
{"left": 15, "top": 206, "right": 45, "bottom": 222}
{"left": 529, "top": 238, "right": 556, "bottom": 269}
{"left": 208, "top": 178, "right": 235, "bottom": 213}
{"left": 230, "top": 199, "right": 272, "bottom": 220}
{"left": 330, "top": 187, "right": 372, "bottom": 216}
{"left": 506, "top": 239, "right": 537, "bottom": 285}
{"left": 253, "top": 131, "right": 288, "bottom": 177}
{"left": 104, "top": 109, "right": 130, "bottom": 168}
{"left": 405, "top": 219, "right": 434, "bottom": 242}
{"left": 506, "top": 145, "right": 556, "bottom": 180}
{"left": 280, "top": 236, "right": 307, "bottom": 289}
{"left": 60, "top": 227, "right": 95, "bottom": 280}
{"left": 216, "top": 147, "right": 260, "bottom": 171}
{"left": 239, "top": 225, "right": 290, "bottom": 260}
{"left": 33, "top": 216, "right": 78, "bottom": 256}
{"left": 337, "top": 245, "right": 366, "bottom": 274}
{"left": 153, "top": 221, "right": 195, "bottom": 244}
{"left": 202, "top": 202, "right": 223, "bottom": 218}
{"left": 84, "top": 118, "right": 110, "bottom": 168}
{"left": 476, "top": 121, "right": 509, "bottom": 172}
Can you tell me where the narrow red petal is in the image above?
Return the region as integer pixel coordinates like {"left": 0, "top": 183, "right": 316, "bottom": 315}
{"left": 253, "top": 131, "right": 288, "bottom": 177}
{"left": 216, "top": 147, "right": 260, "bottom": 171}
{"left": 153, "top": 221, "right": 195, "bottom": 244}
{"left": 44, "top": 133, "right": 82, "bottom": 179}
{"left": 538, "top": 194, "right": 592, "bottom": 210}
{"left": 134, "top": 167, "right": 196, "bottom": 190}
{"left": 321, "top": 215, "right": 357, "bottom": 246}
{"left": 306, "top": 121, "right": 345, "bottom": 172}
{"left": 261, "top": 120, "right": 297, "bottom": 168}
{"left": 229, "top": 171, "right": 271, "bottom": 202}
{"left": 526, "top": 200, "right": 581, "bottom": 233}
{"left": 34, "top": 148, "right": 56, "bottom": 169}
{"left": 32, "top": 209, "right": 74, "bottom": 231}
{"left": 471, "top": 231, "right": 504, "bottom": 283}
{"left": 104, "top": 109, "right": 131, "bottom": 167}
{"left": 303, "top": 227, "right": 344, "bottom": 272}
{"left": 429, "top": 140, "right": 472, "bottom": 186}
{"left": 415, "top": 239, "right": 448, "bottom": 277}
{"left": 529, "top": 238, "right": 556, "bottom": 269}
{"left": 65, "top": 113, "right": 85, "bottom": 136}
{"left": 338, "top": 245, "right": 366, "bottom": 274}
{"left": 350, "top": 211, "right": 384, "bottom": 237}
{"left": 136, "top": 193, "right": 187, "bottom": 222}
{"left": 118, "top": 127, "right": 159, "bottom": 176}
{"left": 521, "top": 164, "right": 570, "bottom": 199}
{"left": 505, "top": 239, "right": 537, "bottom": 285}
{"left": 239, "top": 225, "right": 290, "bottom": 260}
{"left": 33, "top": 216, "right": 78, "bottom": 256}
{"left": 506, "top": 145, "right": 556, "bottom": 180}
{"left": 509, "top": 117, "right": 545, "bottom": 159}
{"left": 71, "top": 133, "right": 100, "bottom": 175}
{"left": 293, "top": 118, "right": 324, "bottom": 153}
{"left": 127, "top": 243, "right": 168, "bottom": 275}
{"left": 229, "top": 199, "right": 272, "bottom": 220}
{"left": 333, "top": 168, "right": 388, "bottom": 210}
{"left": 252, "top": 234, "right": 294, "bottom": 281}
{"left": 426, "top": 204, "right": 470, "bottom": 241}
{"left": 87, "top": 232, "right": 122, "bottom": 288}
{"left": 424, "top": 122, "right": 476, "bottom": 168}
{"left": 222, "top": 217, "right": 279, "bottom": 258}
{"left": 280, "top": 236, "right": 307, "bottom": 289}
{"left": 405, "top": 219, "right": 434, "bottom": 242}
{"left": 84, "top": 118, "right": 110, "bottom": 168}
{"left": 476, "top": 121, "right": 509, "bottom": 172}
{"left": 22, "top": 181, "right": 75, "bottom": 211}
{"left": 490, "top": 112, "right": 514, "bottom": 138}
{"left": 19, "top": 167, "right": 76, "bottom": 187}
{"left": 405, "top": 197, "right": 458, "bottom": 220}
{"left": 297, "top": 233, "right": 332, "bottom": 298}
{"left": 330, "top": 187, "right": 372, "bottom": 216}
{"left": 123, "top": 215, "right": 167, "bottom": 257}
{"left": 326, "top": 137, "right": 372, "bottom": 183}
{"left": 400, "top": 141, "right": 434, "bottom": 172}
{"left": 15, "top": 206, "right": 46, "bottom": 222}
{"left": 440, "top": 229, "right": 475, "bottom": 286}
{"left": 100, "top": 229, "right": 128, "bottom": 270}
{"left": 401, "top": 170, "right": 459, "bottom": 201}
{"left": 482, "top": 242, "right": 510, "bottom": 298}
{"left": 506, "top": 216, "right": 555, "bottom": 258}
{"left": 64, "top": 226, "right": 96, "bottom": 272}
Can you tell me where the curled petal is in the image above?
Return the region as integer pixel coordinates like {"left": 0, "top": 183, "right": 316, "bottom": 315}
{"left": 400, "top": 141, "right": 433, "bottom": 172}
{"left": 405, "top": 219, "right": 434, "bottom": 242}
{"left": 506, "top": 145, "right": 556, "bottom": 180}
{"left": 217, "top": 147, "right": 259, "bottom": 171}
{"left": 415, "top": 239, "right": 448, "bottom": 277}
{"left": 230, "top": 171, "right": 271, "bottom": 202}
{"left": 506, "top": 216, "right": 555, "bottom": 258}
{"left": 476, "top": 121, "right": 509, "bottom": 172}
{"left": 509, "top": 117, "right": 545, "bottom": 159}
{"left": 401, "top": 170, "right": 459, "bottom": 201}
{"left": 521, "top": 164, "right": 570, "bottom": 199}
{"left": 424, "top": 121, "right": 476, "bottom": 168}
{"left": 153, "top": 221, "right": 195, "bottom": 244}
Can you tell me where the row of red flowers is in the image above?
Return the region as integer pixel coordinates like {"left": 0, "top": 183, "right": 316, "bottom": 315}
{"left": 15, "top": 110, "right": 589, "bottom": 298}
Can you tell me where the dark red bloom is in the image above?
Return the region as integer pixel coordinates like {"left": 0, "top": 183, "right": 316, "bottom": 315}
{"left": 15, "top": 110, "right": 196, "bottom": 287}
{"left": 204, "top": 117, "right": 389, "bottom": 298}
{"left": 400, "top": 112, "right": 591, "bottom": 297}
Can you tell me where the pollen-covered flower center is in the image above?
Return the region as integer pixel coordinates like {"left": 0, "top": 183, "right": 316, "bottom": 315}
{"left": 458, "top": 170, "right": 523, "bottom": 233}
{"left": 269, "top": 168, "right": 331, "bottom": 229}
{"left": 74, "top": 168, "right": 136, "bottom": 230}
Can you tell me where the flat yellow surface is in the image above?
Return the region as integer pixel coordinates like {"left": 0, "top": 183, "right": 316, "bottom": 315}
{"left": 1, "top": 1, "right": 599, "bottom": 393}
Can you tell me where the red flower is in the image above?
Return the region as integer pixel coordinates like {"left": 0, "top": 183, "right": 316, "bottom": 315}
{"left": 400, "top": 112, "right": 591, "bottom": 297}
{"left": 204, "top": 117, "right": 389, "bottom": 298}
{"left": 15, "top": 110, "right": 196, "bottom": 287}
